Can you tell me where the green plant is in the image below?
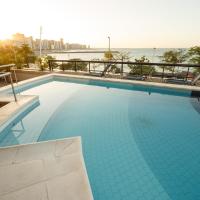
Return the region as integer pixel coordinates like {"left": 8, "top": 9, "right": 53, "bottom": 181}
{"left": 162, "top": 49, "right": 187, "bottom": 63}
{"left": 36, "top": 55, "right": 55, "bottom": 71}
{"left": 187, "top": 46, "right": 200, "bottom": 72}
{"left": 0, "top": 42, "right": 36, "bottom": 69}
{"left": 104, "top": 51, "right": 113, "bottom": 60}
{"left": 128, "top": 56, "right": 154, "bottom": 75}
{"left": 161, "top": 49, "right": 187, "bottom": 72}
{"left": 59, "top": 59, "right": 87, "bottom": 71}
{"left": 113, "top": 51, "right": 131, "bottom": 61}
{"left": 0, "top": 43, "right": 15, "bottom": 65}
{"left": 104, "top": 51, "right": 131, "bottom": 74}
{"left": 108, "top": 64, "right": 121, "bottom": 74}
{"left": 18, "top": 44, "right": 35, "bottom": 67}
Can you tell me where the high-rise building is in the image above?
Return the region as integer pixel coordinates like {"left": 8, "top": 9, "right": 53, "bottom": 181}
{"left": 12, "top": 33, "right": 34, "bottom": 48}
{"left": 8, "top": 33, "right": 88, "bottom": 51}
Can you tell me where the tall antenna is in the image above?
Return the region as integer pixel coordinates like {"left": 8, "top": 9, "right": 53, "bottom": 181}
{"left": 39, "top": 26, "right": 42, "bottom": 57}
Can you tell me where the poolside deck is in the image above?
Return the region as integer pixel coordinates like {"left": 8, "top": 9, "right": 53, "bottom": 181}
{"left": 0, "top": 137, "right": 93, "bottom": 200}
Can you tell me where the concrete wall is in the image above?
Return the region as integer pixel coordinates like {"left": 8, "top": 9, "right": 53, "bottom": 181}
{"left": 12, "top": 70, "right": 50, "bottom": 82}
{"left": 6, "top": 69, "right": 200, "bottom": 86}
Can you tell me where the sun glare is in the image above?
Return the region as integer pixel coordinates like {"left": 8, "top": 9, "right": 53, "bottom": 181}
{"left": 0, "top": 33, "right": 12, "bottom": 40}
{"left": 0, "top": 0, "right": 200, "bottom": 47}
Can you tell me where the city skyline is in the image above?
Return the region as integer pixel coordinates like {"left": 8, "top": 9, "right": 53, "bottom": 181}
{"left": 0, "top": 33, "right": 89, "bottom": 51}
{"left": 0, "top": 0, "right": 200, "bottom": 48}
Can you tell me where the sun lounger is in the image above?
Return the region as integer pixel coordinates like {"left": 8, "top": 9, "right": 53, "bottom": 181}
{"left": 164, "top": 73, "right": 200, "bottom": 85}
{"left": 191, "top": 74, "right": 200, "bottom": 85}
{"left": 124, "top": 74, "right": 146, "bottom": 81}
{"left": 164, "top": 78, "right": 188, "bottom": 84}
{"left": 0, "top": 72, "right": 10, "bottom": 83}
{"left": 89, "top": 70, "right": 102, "bottom": 77}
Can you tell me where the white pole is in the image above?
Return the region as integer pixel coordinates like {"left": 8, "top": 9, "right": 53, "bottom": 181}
{"left": 153, "top": 47, "right": 156, "bottom": 62}
{"left": 108, "top": 36, "right": 110, "bottom": 52}
{"left": 9, "top": 73, "right": 17, "bottom": 102}
{"left": 39, "top": 26, "right": 42, "bottom": 57}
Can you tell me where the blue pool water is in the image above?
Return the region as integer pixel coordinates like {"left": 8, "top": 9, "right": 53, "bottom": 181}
{"left": 1, "top": 77, "right": 200, "bottom": 200}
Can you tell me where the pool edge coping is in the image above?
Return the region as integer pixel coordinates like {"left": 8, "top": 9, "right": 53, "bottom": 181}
{"left": 0, "top": 95, "right": 39, "bottom": 133}
{"left": 53, "top": 73, "right": 200, "bottom": 92}
{"left": 1, "top": 73, "right": 200, "bottom": 94}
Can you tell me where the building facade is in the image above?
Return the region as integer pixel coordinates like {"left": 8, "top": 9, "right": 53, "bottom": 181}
{"left": 3, "top": 33, "right": 89, "bottom": 51}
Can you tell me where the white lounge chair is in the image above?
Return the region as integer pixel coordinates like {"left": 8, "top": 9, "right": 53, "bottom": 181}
{"left": 0, "top": 72, "right": 10, "bottom": 84}
{"left": 164, "top": 73, "right": 200, "bottom": 85}
{"left": 191, "top": 73, "right": 200, "bottom": 85}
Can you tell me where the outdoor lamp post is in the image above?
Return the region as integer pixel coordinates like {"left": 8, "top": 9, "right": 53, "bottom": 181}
{"left": 108, "top": 36, "right": 110, "bottom": 52}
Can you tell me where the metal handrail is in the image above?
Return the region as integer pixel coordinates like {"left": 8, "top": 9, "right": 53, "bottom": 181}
{"left": 48, "top": 59, "right": 200, "bottom": 68}
{"left": 48, "top": 59, "right": 200, "bottom": 82}
{"left": 0, "top": 64, "right": 18, "bottom": 84}
{"left": 0, "top": 72, "right": 17, "bottom": 101}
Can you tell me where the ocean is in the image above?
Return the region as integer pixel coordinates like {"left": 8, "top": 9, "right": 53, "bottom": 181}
{"left": 48, "top": 48, "right": 187, "bottom": 63}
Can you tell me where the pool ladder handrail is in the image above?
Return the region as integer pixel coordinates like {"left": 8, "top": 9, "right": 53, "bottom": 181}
{"left": 0, "top": 72, "right": 17, "bottom": 102}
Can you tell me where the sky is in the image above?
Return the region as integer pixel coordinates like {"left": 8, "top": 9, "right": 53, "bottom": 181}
{"left": 0, "top": 0, "right": 200, "bottom": 48}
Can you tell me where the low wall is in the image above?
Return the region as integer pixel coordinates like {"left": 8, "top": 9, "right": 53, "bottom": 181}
{"left": 1, "top": 69, "right": 199, "bottom": 87}
{"left": 12, "top": 69, "right": 50, "bottom": 82}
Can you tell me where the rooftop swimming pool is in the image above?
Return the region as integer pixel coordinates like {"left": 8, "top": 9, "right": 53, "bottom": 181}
{"left": 0, "top": 76, "right": 200, "bottom": 200}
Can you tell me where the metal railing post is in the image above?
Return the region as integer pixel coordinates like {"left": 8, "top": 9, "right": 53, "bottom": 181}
{"left": 9, "top": 73, "right": 17, "bottom": 102}
{"left": 89, "top": 62, "right": 90, "bottom": 73}
{"left": 186, "top": 67, "right": 190, "bottom": 81}
{"left": 75, "top": 61, "right": 77, "bottom": 72}
{"left": 48, "top": 60, "right": 51, "bottom": 71}
{"left": 121, "top": 58, "right": 123, "bottom": 79}
{"left": 52, "top": 61, "right": 54, "bottom": 71}
{"left": 162, "top": 66, "right": 165, "bottom": 80}
{"left": 62, "top": 61, "right": 64, "bottom": 71}
{"left": 13, "top": 69, "right": 18, "bottom": 84}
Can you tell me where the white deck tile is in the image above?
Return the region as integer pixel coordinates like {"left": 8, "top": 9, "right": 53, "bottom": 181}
{"left": 0, "top": 137, "right": 93, "bottom": 200}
